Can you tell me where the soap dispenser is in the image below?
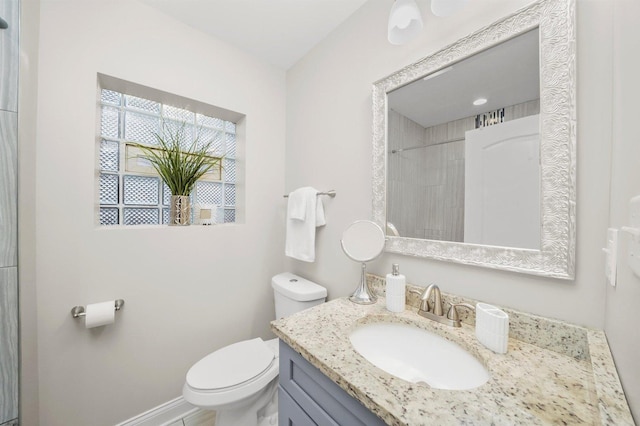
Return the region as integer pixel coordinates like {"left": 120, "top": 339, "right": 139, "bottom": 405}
{"left": 386, "top": 264, "right": 406, "bottom": 312}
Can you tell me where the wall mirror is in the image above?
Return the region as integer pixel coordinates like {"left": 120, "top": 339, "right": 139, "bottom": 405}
{"left": 372, "top": 0, "right": 576, "bottom": 279}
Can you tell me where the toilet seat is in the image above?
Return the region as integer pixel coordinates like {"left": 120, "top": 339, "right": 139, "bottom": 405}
{"left": 183, "top": 338, "right": 280, "bottom": 409}
{"left": 186, "top": 338, "right": 275, "bottom": 391}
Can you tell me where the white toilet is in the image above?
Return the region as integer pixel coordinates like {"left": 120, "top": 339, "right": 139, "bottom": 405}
{"left": 182, "top": 272, "right": 327, "bottom": 426}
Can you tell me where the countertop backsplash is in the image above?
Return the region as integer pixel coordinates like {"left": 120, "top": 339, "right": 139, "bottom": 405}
{"left": 367, "top": 273, "right": 590, "bottom": 361}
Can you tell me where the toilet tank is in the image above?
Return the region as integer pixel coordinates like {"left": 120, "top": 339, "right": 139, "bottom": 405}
{"left": 272, "top": 272, "right": 327, "bottom": 319}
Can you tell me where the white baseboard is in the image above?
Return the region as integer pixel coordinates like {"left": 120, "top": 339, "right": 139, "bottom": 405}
{"left": 115, "top": 396, "right": 198, "bottom": 426}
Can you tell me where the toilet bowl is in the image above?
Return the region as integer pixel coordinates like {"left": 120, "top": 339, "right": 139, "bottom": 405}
{"left": 183, "top": 338, "right": 280, "bottom": 426}
{"left": 182, "top": 273, "right": 327, "bottom": 426}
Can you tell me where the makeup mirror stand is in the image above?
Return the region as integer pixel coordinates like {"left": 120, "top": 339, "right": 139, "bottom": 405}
{"left": 350, "top": 263, "right": 376, "bottom": 305}
{"left": 340, "top": 220, "right": 386, "bottom": 305}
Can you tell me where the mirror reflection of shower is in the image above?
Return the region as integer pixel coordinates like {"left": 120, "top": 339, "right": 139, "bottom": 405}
{"left": 386, "top": 28, "right": 541, "bottom": 250}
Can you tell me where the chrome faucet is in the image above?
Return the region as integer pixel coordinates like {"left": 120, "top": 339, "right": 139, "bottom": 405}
{"left": 412, "top": 284, "right": 475, "bottom": 328}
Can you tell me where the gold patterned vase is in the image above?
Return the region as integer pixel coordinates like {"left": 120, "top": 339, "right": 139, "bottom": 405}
{"left": 169, "top": 195, "right": 191, "bottom": 226}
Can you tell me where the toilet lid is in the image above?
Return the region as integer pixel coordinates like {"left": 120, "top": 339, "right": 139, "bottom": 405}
{"left": 186, "top": 338, "right": 275, "bottom": 390}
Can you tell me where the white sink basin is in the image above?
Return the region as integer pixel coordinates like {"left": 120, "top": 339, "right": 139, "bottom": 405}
{"left": 349, "top": 323, "right": 489, "bottom": 390}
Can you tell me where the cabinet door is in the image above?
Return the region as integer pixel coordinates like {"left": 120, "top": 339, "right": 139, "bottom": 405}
{"left": 279, "top": 386, "right": 317, "bottom": 426}
{"left": 279, "top": 341, "right": 386, "bottom": 426}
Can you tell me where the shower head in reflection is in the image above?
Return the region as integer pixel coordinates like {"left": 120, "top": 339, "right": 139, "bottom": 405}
{"left": 341, "top": 220, "right": 386, "bottom": 305}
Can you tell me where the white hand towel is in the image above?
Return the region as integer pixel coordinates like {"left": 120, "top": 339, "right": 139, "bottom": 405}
{"left": 287, "top": 187, "right": 311, "bottom": 221}
{"left": 316, "top": 198, "right": 326, "bottom": 227}
{"left": 285, "top": 187, "right": 325, "bottom": 262}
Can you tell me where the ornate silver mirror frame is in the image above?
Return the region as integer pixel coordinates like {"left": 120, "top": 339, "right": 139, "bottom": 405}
{"left": 372, "top": 0, "right": 576, "bottom": 279}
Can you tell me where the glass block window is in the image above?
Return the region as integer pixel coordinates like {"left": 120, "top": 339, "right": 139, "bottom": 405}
{"left": 98, "top": 89, "right": 238, "bottom": 226}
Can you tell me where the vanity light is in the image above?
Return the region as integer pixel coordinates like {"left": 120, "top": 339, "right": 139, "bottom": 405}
{"left": 473, "top": 98, "right": 488, "bottom": 106}
{"left": 388, "top": 0, "right": 423, "bottom": 45}
{"left": 431, "top": 0, "right": 469, "bottom": 17}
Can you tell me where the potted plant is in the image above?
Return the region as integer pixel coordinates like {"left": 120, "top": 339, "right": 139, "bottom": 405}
{"left": 133, "top": 121, "right": 222, "bottom": 226}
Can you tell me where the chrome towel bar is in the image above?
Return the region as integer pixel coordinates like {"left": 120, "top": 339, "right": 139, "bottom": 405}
{"left": 283, "top": 190, "right": 336, "bottom": 198}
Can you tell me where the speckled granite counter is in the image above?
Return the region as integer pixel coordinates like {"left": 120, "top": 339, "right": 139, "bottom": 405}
{"left": 271, "top": 290, "right": 634, "bottom": 425}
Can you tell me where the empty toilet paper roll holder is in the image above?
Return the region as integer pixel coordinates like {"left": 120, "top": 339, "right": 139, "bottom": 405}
{"left": 71, "top": 299, "right": 125, "bottom": 319}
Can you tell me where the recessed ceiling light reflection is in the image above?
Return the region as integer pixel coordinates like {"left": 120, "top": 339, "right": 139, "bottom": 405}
{"left": 473, "top": 98, "right": 488, "bottom": 106}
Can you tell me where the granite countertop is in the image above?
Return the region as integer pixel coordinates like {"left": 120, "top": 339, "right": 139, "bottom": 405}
{"left": 270, "top": 289, "right": 634, "bottom": 425}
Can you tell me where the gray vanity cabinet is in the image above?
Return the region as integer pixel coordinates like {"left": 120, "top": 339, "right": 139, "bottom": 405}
{"left": 278, "top": 340, "right": 386, "bottom": 426}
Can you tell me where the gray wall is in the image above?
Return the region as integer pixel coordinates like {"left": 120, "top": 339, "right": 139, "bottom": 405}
{"left": 605, "top": 0, "right": 640, "bottom": 421}
{"left": 18, "top": 0, "right": 40, "bottom": 423}
{"left": 0, "top": 0, "right": 19, "bottom": 424}
{"left": 33, "top": 1, "right": 286, "bottom": 424}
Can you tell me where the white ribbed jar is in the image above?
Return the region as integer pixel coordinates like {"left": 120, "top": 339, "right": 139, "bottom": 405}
{"left": 385, "top": 264, "right": 406, "bottom": 312}
{"left": 475, "top": 303, "right": 509, "bottom": 354}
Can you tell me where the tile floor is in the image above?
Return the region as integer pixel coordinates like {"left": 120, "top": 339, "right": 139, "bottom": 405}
{"left": 168, "top": 409, "right": 216, "bottom": 426}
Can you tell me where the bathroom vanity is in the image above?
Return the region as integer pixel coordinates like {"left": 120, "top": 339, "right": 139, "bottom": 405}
{"left": 270, "top": 279, "right": 634, "bottom": 425}
{"left": 278, "top": 341, "right": 385, "bottom": 426}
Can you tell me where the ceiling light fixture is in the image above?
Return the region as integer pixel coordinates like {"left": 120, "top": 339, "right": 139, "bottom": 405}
{"left": 473, "top": 98, "right": 488, "bottom": 106}
{"left": 431, "top": 0, "right": 470, "bottom": 17}
{"left": 388, "top": 0, "right": 423, "bottom": 45}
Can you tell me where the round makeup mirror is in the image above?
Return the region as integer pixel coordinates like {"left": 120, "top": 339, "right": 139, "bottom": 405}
{"left": 341, "top": 220, "right": 386, "bottom": 262}
{"left": 341, "top": 220, "right": 386, "bottom": 304}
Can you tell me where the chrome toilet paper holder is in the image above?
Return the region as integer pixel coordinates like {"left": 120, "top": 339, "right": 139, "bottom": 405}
{"left": 71, "top": 299, "right": 125, "bottom": 319}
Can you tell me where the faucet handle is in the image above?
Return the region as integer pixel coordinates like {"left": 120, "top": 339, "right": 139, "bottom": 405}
{"left": 447, "top": 302, "right": 475, "bottom": 323}
{"left": 408, "top": 288, "right": 428, "bottom": 312}
{"left": 407, "top": 289, "right": 422, "bottom": 296}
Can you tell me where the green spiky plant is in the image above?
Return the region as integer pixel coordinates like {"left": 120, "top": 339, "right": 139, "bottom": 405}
{"left": 132, "top": 121, "right": 222, "bottom": 196}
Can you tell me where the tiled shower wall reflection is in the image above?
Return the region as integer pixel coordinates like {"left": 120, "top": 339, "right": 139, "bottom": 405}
{"left": 387, "top": 99, "right": 539, "bottom": 241}
{"left": 387, "top": 109, "right": 466, "bottom": 241}
{"left": 0, "top": 0, "right": 19, "bottom": 424}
